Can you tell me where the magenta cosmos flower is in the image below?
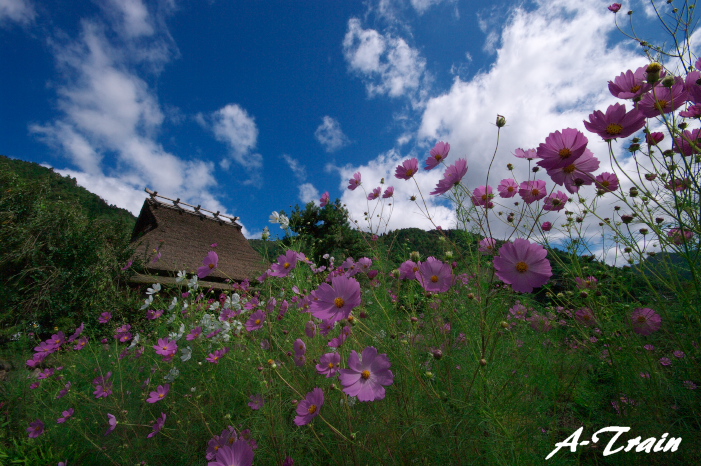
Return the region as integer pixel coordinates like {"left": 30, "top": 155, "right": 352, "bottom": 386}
{"left": 269, "top": 250, "right": 299, "bottom": 278}
{"left": 294, "top": 388, "right": 324, "bottom": 426}
{"left": 430, "top": 159, "right": 468, "bottom": 195}
{"left": 105, "top": 413, "right": 117, "bottom": 436}
{"left": 416, "top": 257, "right": 454, "bottom": 293}
{"left": 545, "top": 148, "right": 600, "bottom": 194}
{"left": 637, "top": 78, "right": 688, "bottom": 117}
{"left": 246, "top": 310, "right": 266, "bottom": 332}
{"left": 608, "top": 66, "right": 650, "bottom": 99}
{"left": 399, "top": 260, "right": 419, "bottom": 280}
{"left": 668, "top": 228, "right": 694, "bottom": 245}
{"left": 319, "top": 191, "right": 330, "bottom": 207}
{"left": 630, "top": 308, "right": 662, "bottom": 335}
{"left": 519, "top": 180, "right": 547, "bottom": 204}
{"left": 147, "top": 413, "right": 166, "bottom": 438}
{"left": 154, "top": 338, "right": 178, "bottom": 358}
{"left": 147, "top": 384, "right": 170, "bottom": 403}
{"left": 514, "top": 148, "right": 537, "bottom": 160}
{"left": 208, "top": 440, "right": 255, "bottom": 466}
{"left": 27, "top": 419, "right": 45, "bottom": 438}
{"left": 248, "top": 394, "right": 264, "bottom": 410}
{"left": 498, "top": 178, "right": 519, "bottom": 198}
{"left": 316, "top": 352, "right": 342, "bottom": 378}
{"left": 382, "top": 186, "right": 394, "bottom": 198}
{"left": 367, "top": 186, "right": 381, "bottom": 200}
{"left": 583, "top": 103, "right": 646, "bottom": 140}
{"left": 206, "top": 347, "right": 230, "bottom": 363}
{"left": 339, "top": 346, "right": 394, "bottom": 402}
{"left": 198, "top": 251, "right": 219, "bottom": 279}
{"left": 426, "top": 141, "right": 450, "bottom": 169}
{"left": 685, "top": 69, "right": 701, "bottom": 104}
{"left": 674, "top": 128, "right": 701, "bottom": 156}
{"left": 348, "top": 172, "right": 361, "bottom": 190}
{"left": 479, "top": 238, "right": 497, "bottom": 255}
{"left": 309, "top": 276, "right": 361, "bottom": 324}
{"left": 57, "top": 408, "right": 74, "bottom": 424}
{"left": 536, "top": 128, "right": 589, "bottom": 170}
{"left": 493, "top": 239, "right": 552, "bottom": 293}
{"left": 543, "top": 191, "right": 568, "bottom": 212}
{"left": 395, "top": 158, "right": 419, "bottom": 180}
{"left": 99, "top": 311, "right": 112, "bottom": 323}
{"left": 647, "top": 132, "right": 664, "bottom": 145}
{"left": 471, "top": 185, "right": 495, "bottom": 208}
{"left": 595, "top": 172, "right": 619, "bottom": 193}
{"left": 541, "top": 221, "right": 553, "bottom": 232}
{"left": 608, "top": 3, "right": 621, "bottom": 12}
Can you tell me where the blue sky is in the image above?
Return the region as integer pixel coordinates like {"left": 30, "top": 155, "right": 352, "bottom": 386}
{"left": 0, "top": 0, "right": 678, "bottom": 246}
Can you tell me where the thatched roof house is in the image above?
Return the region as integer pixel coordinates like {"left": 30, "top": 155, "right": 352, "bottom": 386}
{"left": 129, "top": 189, "right": 264, "bottom": 288}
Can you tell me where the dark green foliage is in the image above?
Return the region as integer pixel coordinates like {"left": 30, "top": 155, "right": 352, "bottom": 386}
{"left": 0, "top": 155, "right": 138, "bottom": 340}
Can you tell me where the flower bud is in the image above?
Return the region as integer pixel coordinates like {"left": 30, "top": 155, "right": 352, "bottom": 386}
{"left": 479, "top": 358, "right": 488, "bottom": 366}
{"left": 661, "top": 75, "right": 676, "bottom": 88}
{"left": 410, "top": 251, "right": 421, "bottom": 262}
{"left": 496, "top": 115, "right": 506, "bottom": 127}
{"left": 646, "top": 62, "right": 662, "bottom": 83}
{"left": 432, "top": 349, "right": 443, "bottom": 360}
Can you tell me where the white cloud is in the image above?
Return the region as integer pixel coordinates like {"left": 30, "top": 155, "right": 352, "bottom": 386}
{"left": 282, "top": 154, "right": 307, "bottom": 182}
{"left": 209, "top": 104, "right": 263, "bottom": 176}
{"left": 0, "top": 0, "right": 35, "bottom": 25}
{"left": 299, "top": 183, "right": 320, "bottom": 205}
{"left": 315, "top": 116, "right": 350, "bottom": 152}
{"left": 102, "top": 0, "right": 154, "bottom": 38}
{"left": 343, "top": 18, "right": 429, "bottom": 105}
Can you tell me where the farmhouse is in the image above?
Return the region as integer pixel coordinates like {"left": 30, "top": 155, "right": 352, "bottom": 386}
{"left": 129, "top": 189, "right": 264, "bottom": 289}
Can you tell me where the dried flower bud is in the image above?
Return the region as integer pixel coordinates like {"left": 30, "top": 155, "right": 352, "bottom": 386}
{"left": 479, "top": 358, "right": 488, "bottom": 366}
{"left": 507, "top": 163, "right": 514, "bottom": 170}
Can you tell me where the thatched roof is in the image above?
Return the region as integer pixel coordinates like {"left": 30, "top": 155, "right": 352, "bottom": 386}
{"left": 129, "top": 190, "right": 265, "bottom": 284}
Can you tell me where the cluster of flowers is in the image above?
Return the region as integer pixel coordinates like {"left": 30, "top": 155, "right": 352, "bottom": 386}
{"left": 26, "top": 323, "right": 86, "bottom": 369}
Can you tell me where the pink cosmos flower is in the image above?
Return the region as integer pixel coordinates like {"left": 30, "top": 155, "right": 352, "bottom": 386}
{"left": 198, "top": 251, "right": 219, "bottom": 279}
{"left": 674, "top": 128, "right": 701, "bottom": 156}
{"left": 293, "top": 338, "right": 306, "bottom": 356}
{"left": 545, "top": 148, "right": 600, "bottom": 193}
{"left": 27, "top": 419, "right": 45, "bottom": 438}
{"left": 309, "top": 276, "right": 361, "bottom": 324}
{"left": 328, "top": 325, "right": 352, "bottom": 348}
{"left": 68, "top": 323, "right": 85, "bottom": 343}
{"left": 248, "top": 394, "right": 264, "bottom": 410}
{"left": 575, "top": 276, "right": 598, "bottom": 289}
{"left": 186, "top": 326, "right": 203, "bottom": 341}
{"left": 147, "top": 384, "right": 170, "bottom": 403}
{"left": 320, "top": 191, "right": 330, "bottom": 207}
{"left": 608, "top": 66, "right": 650, "bottom": 99}
{"left": 493, "top": 239, "right": 552, "bottom": 293}
{"left": 382, "top": 186, "right": 394, "bottom": 198}
{"left": 207, "top": 347, "right": 231, "bottom": 364}
{"left": 479, "top": 238, "right": 497, "bottom": 255}
{"left": 608, "top": 3, "right": 621, "bottom": 12}
{"left": 509, "top": 303, "right": 527, "bottom": 319}
{"left": 630, "top": 308, "right": 662, "bottom": 335}
{"left": 147, "top": 413, "right": 166, "bottom": 438}
{"left": 305, "top": 320, "right": 317, "bottom": 338}
{"left": 430, "top": 159, "right": 468, "bottom": 195}
{"left": 514, "top": 148, "right": 537, "bottom": 160}
{"left": 583, "top": 103, "right": 646, "bottom": 140}
{"left": 208, "top": 440, "right": 255, "bottom": 466}
{"left": 679, "top": 103, "right": 701, "bottom": 118}
{"left": 154, "top": 338, "right": 178, "bottom": 358}
{"left": 668, "top": 228, "right": 694, "bottom": 245}
{"left": 518, "top": 180, "right": 547, "bottom": 204}
{"left": 425, "top": 141, "right": 450, "bottom": 169}
{"left": 269, "top": 250, "right": 299, "bottom": 278}
{"left": 543, "top": 191, "right": 569, "bottom": 212}
{"left": 316, "top": 352, "right": 341, "bottom": 378}
{"left": 348, "top": 172, "right": 362, "bottom": 190}
{"left": 98, "top": 312, "right": 112, "bottom": 323}
{"left": 575, "top": 308, "right": 597, "bottom": 327}
{"left": 146, "top": 309, "right": 164, "bottom": 320}
{"left": 367, "top": 186, "right": 381, "bottom": 200}
{"left": 105, "top": 414, "right": 117, "bottom": 436}
{"left": 497, "top": 178, "right": 519, "bottom": 198}
{"left": 637, "top": 78, "right": 688, "bottom": 117}
{"left": 246, "top": 310, "right": 266, "bottom": 332}
{"left": 536, "top": 128, "right": 589, "bottom": 170}
{"left": 415, "top": 257, "right": 454, "bottom": 293}
{"left": 646, "top": 132, "right": 664, "bottom": 145}
{"left": 294, "top": 388, "right": 324, "bottom": 426}
{"left": 399, "top": 260, "right": 419, "bottom": 280}
{"left": 595, "top": 172, "right": 619, "bottom": 193}
{"left": 57, "top": 408, "right": 74, "bottom": 424}
{"left": 471, "top": 185, "right": 495, "bottom": 207}
{"left": 395, "top": 158, "right": 419, "bottom": 180}
{"left": 339, "top": 346, "right": 394, "bottom": 402}
{"left": 659, "top": 357, "right": 672, "bottom": 367}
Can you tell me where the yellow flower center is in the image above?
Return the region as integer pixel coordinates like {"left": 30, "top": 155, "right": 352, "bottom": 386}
{"left": 563, "top": 164, "right": 576, "bottom": 174}
{"left": 328, "top": 362, "right": 336, "bottom": 369}
{"left": 600, "top": 180, "right": 610, "bottom": 187}
{"left": 431, "top": 275, "right": 439, "bottom": 283}
{"left": 284, "top": 262, "right": 291, "bottom": 269}
{"left": 516, "top": 261, "right": 529, "bottom": 273}
{"left": 606, "top": 124, "right": 623, "bottom": 135}
{"left": 507, "top": 186, "right": 515, "bottom": 192}
{"left": 255, "top": 319, "right": 261, "bottom": 325}
{"left": 334, "top": 297, "right": 345, "bottom": 308}
{"left": 412, "top": 266, "right": 419, "bottom": 272}
{"left": 209, "top": 263, "right": 215, "bottom": 269}
{"left": 630, "top": 84, "right": 641, "bottom": 93}
{"left": 361, "top": 370, "right": 371, "bottom": 380}
{"left": 637, "top": 316, "right": 647, "bottom": 323}
{"left": 530, "top": 188, "right": 540, "bottom": 196}
{"left": 655, "top": 100, "right": 669, "bottom": 111}
{"left": 406, "top": 169, "right": 415, "bottom": 177}
{"left": 308, "top": 404, "right": 317, "bottom": 414}
{"left": 558, "top": 148, "right": 573, "bottom": 159}
{"left": 435, "top": 154, "right": 444, "bottom": 161}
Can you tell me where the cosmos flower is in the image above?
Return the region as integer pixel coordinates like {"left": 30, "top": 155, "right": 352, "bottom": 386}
{"left": 493, "top": 239, "right": 552, "bottom": 293}
{"left": 248, "top": 394, "right": 264, "bottom": 410}
{"left": 367, "top": 186, "right": 381, "bottom": 200}
{"left": 543, "top": 191, "right": 568, "bottom": 212}
{"left": 415, "top": 257, "right": 454, "bottom": 293}
{"left": 339, "top": 346, "right": 394, "bottom": 402}
{"left": 637, "top": 78, "right": 688, "bottom": 117}
{"left": 608, "top": 66, "right": 650, "bottom": 99}
{"left": 630, "top": 308, "right": 662, "bottom": 335}
{"left": 269, "top": 250, "right": 299, "bottom": 278}
{"left": 541, "top": 222, "right": 553, "bottom": 232}
{"left": 198, "top": 251, "right": 219, "bottom": 279}
{"left": 246, "top": 310, "right": 266, "bottom": 332}
{"left": 536, "top": 128, "right": 589, "bottom": 170}
{"left": 595, "top": 172, "right": 620, "bottom": 193}
{"left": 479, "top": 238, "right": 497, "bottom": 255}
{"left": 583, "top": 103, "right": 646, "bottom": 140}
{"left": 348, "top": 172, "right": 362, "bottom": 190}
{"left": 395, "top": 158, "right": 419, "bottom": 180}
{"left": 398, "top": 260, "right": 419, "bottom": 280}
{"left": 575, "top": 308, "right": 597, "bottom": 327}
{"left": 471, "top": 185, "right": 495, "bottom": 208}
{"left": 98, "top": 312, "right": 112, "bottom": 324}
{"left": 208, "top": 440, "right": 255, "bottom": 466}
{"left": 674, "top": 128, "right": 701, "bottom": 156}
{"left": 147, "top": 413, "right": 166, "bottom": 439}
{"left": 545, "top": 148, "right": 600, "bottom": 193}
{"left": 294, "top": 388, "right": 324, "bottom": 426}
{"left": 425, "top": 141, "right": 450, "bottom": 169}
{"left": 309, "top": 276, "right": 361, "bottom": 324}
{"left": 646, "top": 132, "right": 664, "bottom": 145}
{"left": 56, "top": 408, "right": 74, "bottom": 424}
{"left": 668, "top": 228, "right": 694, "bottom": 245}
{"left": 513, "top": 148, "right": 537, "bottom": 160}
{"left": 608, "top": 3, "right": 622, "bottom": 13}
{"left": 519, "top": 180, "right": 547, "bottom": 204}
{"left": 147, "top": 384, "right": 170, "bottom": 403}
{"left": 382, "top": 186, "right": 394, "bottom": 198}
{"left": 497, "top": 178, "right": 519, "bottom": 198}
{"left": 105, "top": 414, "right": 117, "bottom": 436}
{"left": 430, "top": 159, "right": 468, "bottom": 195}
{"left": 186, "top": 326, "right": 203, "bottom": 341}
{"left": 27, "top": 419, "right": 45, "bottom": 438}
{"left": 316, "top": 352, "right": 341, "bottom": 378}
{"left": 319, "top": 191, "right": 330, "bottom": 207}
{"left": 154, "top": 338, "right": 178, "bottom": 358}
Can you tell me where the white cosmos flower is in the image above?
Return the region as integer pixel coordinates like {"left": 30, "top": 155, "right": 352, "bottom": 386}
{"left": 269, "top": 211, "right": 281, "bottom": 223}
{"left": 146, "top": 283, "right": 161, "bottom": 295}
{"left": 176, "top": 270, "right": 187, "bottom": 283}
{"left": 180, "top": 346, "right": 192, "bottom": 362}
{"left": 140, "top": 295, "right": 153, "bottom": 310}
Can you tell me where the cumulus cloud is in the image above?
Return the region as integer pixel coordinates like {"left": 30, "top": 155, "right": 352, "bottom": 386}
{"left": 0, "top": 0, "right": 35, "bottom": 25}
{"left": 343, "top": 18, "right": 429, "bottom": 105}
{"left": 299, "top": 183, "right": 320, "bottom": 205}
{"left": 102, "top": 0, "right": 154, "bottom": 38}
{"left": 282, "top": 154, "right": 306, "bottom": 181}
{"left": 315, "top": 116, "right": 350, "bottom": 152}
{"left": 210, "top": 104, "right": 263, "bottom": 172}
